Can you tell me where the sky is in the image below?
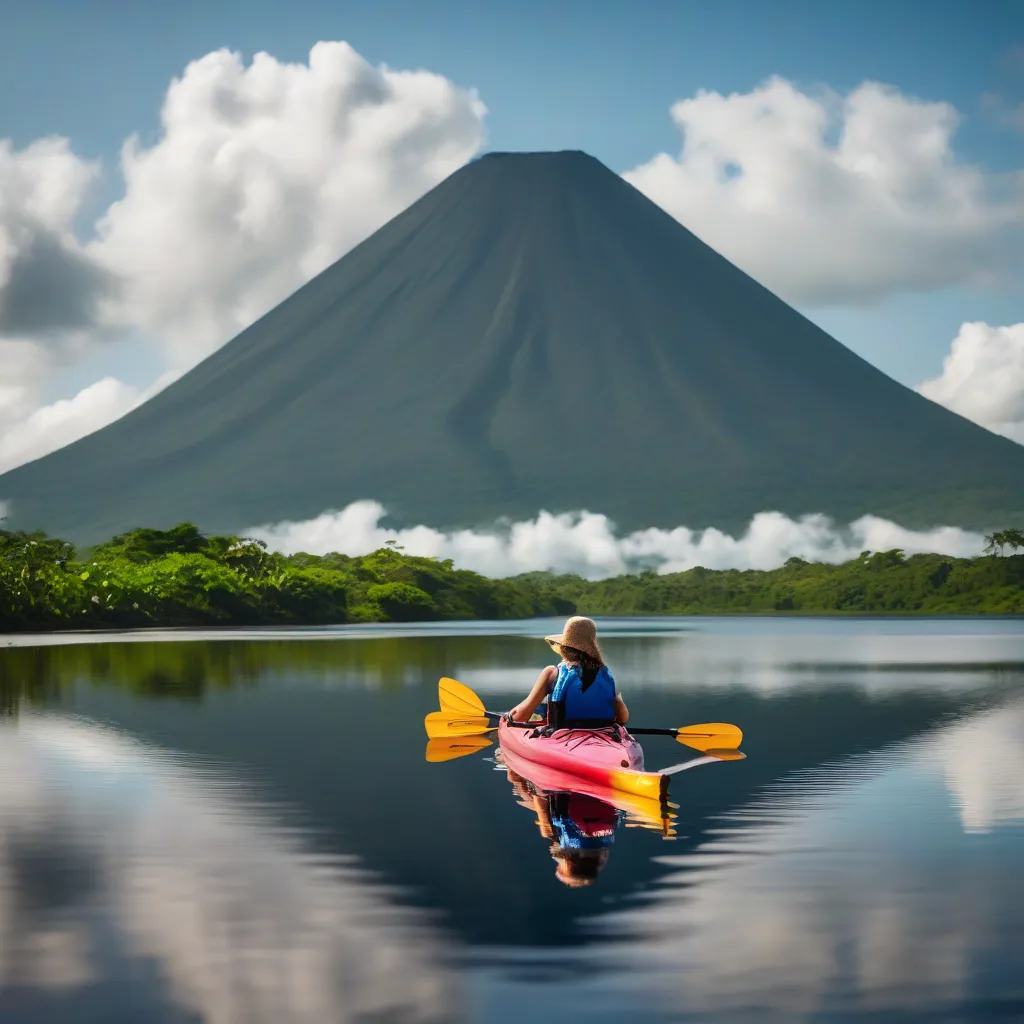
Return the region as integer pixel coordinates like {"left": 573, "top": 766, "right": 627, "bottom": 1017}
{"left": 1, "top": 0, "right": 1023, "bottom": 562}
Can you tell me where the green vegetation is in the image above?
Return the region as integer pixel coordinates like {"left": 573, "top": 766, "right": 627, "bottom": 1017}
{"left": 2, "top": 524, "right": 1023, "bottom": 633}
{"left": 984, "top": 528, "right": 1024, "bottom": 556}
{"left": 0, "top": 524, "right": 574, "bottom": 631}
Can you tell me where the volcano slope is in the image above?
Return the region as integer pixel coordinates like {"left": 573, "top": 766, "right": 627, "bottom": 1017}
{"left": 2, "top": 150, "right": 1023, "bottom": 544}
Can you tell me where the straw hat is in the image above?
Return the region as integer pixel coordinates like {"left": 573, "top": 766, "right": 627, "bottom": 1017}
{"left": 544, "top": 616, "right": 603, "bottom": 662}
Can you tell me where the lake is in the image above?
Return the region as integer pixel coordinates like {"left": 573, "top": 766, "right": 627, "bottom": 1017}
{"left": 1, "top": 616, "right": 1023, "bottom": 1023}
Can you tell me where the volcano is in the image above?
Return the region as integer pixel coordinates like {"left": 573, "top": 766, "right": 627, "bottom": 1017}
{"left": 3, "top": 150, "right": 1023, "bottom": 544}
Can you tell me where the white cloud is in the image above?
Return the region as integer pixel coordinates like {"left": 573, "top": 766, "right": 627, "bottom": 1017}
{"left": 247, "top": 500, "right": 986, "bottom": 578}
{"left": 0, "top": 137, "right": 113, "bottom": 337}
{"left": 0, "top": 361, "right": 179, "bottom": 473}
{"left": 0, "top": 41, "right": 486, "bottom": 468}
{"left": 0, "top": 338, "right": 52, "bottom": 420}
{"left": 917, "top": 321, "right": 1024, "bottom": 444}
{"left": 89, "top": 41, "right": 487, "bottom": 364}
{"left": 0, "top": 139, "right": 138, "bottom": 473}
{"left": 1, "top": 377, "right": 139, "bottom": 473}
{"left": 624, "top": 77, "right": 1024, "bottom": 306}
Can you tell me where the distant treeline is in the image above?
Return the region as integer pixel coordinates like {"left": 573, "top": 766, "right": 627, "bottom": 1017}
{"left": 2, "top": 523, "right": 1023, "bottom": 633}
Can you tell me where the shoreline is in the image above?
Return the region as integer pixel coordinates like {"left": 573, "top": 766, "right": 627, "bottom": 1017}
{"left": 5, "top": 611, "right": 1024, "bottom": 650}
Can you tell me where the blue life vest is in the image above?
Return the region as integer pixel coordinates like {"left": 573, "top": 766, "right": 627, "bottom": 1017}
{"left": 549, "top": 793, "right": 621, "bottom": 850}
{"left": 549, "top": 662, "right": 617, "bottom": 725}
{"left": 550, "top": 814, "right": 618, "bottom": 850}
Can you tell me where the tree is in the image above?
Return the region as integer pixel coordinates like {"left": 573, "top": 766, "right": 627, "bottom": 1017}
{"left": 984, "top": 528, "right": 1024, "bottom": 556}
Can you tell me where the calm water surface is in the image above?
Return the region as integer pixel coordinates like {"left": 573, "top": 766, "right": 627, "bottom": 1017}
{"left": 1, "top": 616, "right": 1023, "bottom": 1023}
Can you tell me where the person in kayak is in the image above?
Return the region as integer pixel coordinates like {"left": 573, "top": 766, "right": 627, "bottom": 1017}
{"left": 507, "top": 616, "right": 628, "bottom": 727}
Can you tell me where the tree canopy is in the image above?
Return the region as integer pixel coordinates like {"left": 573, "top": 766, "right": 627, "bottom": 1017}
{"left": 2, "top": 523, "right": 1023, "bottom": 633}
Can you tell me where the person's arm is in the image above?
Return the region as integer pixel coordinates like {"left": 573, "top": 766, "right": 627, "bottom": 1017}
{"left": 509, "top": 665, "right": 557, "bottom": 722}
{"left": 532, "top": 794, "right": 555, "bottom": 839}
{"left": 614, "top": 693, "right": 629, "bottom": 724}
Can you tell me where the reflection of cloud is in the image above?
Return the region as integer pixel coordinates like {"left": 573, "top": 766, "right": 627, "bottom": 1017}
{"left": 937, "top": 702, "right": 1024, "bottom": 833}
{"left": 0, "top": 715, "right": 463, "bottom": 1023}
{"left": 568, "top": 709, "right": 1024, "bottom": 1019}
{"left": 454, "top": 627, "right": 1024, "bottom": 696}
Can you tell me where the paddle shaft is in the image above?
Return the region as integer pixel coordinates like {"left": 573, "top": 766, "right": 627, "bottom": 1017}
{"left": 439, "top": 681, "right": 730, "bottom": 741}
{"left": 503, "top": 720, "right": 718, "bottom": 738}
{"left": 630, "top": 727, "right": 718, "bottom": 738}
{"left": 433, "top": 676, "right": 742, "bottom": 753}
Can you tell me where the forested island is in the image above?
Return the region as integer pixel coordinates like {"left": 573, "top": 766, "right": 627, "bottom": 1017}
{"left": 2, "top": 523, "right": 1023, "bottom": 633}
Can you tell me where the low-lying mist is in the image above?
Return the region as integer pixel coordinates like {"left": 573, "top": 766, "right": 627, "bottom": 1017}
{"left": 248, "top": 500, "right": 986, "bottom": 580}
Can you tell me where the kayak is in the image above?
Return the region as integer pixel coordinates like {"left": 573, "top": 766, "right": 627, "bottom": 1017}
{"left": 498, "top": 730, "right": 675, "bottom": 836}
{"left": 497, "top": 718, "right": 668, "bottom": 802}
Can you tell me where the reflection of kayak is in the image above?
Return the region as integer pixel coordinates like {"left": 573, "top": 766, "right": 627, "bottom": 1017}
{"left": 497, "top": 718, "right": 668, "bottom": 803}
{"left": 498, "top": 735, "right": 675, "bottom": 836}
{"left": 502, "top": 765, "right": 633, "bottom": 886}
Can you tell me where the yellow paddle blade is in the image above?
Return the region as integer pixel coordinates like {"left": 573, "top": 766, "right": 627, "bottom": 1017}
{"left": 438, "top": 677, "right": 487, "bottom": 717}
{"left": 704, "top": 747, "right": 746, "bottom": 761}
{"left": 675, "top": 723, "right": 743, "bottom": 752}
{"left": 424, "top": 710, "right": 495, "bottom": 739}
{"left": 425, "top": 736, "right": 494, "bottom": 763}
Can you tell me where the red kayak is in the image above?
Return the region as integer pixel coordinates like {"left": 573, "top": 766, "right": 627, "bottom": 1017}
{"left": 497, "top": 718, "right": 668, "bottom": 801}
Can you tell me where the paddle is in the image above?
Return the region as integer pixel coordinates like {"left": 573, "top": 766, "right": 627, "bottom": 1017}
{"left": 433, "top": 678, "right": 743, "bottom": 753}
{"left": 439, "top": 677, "right": 489, "bottom": 717}
{"left": 659, "top": 751, "right": 743, "bottom": 775}
{"left": 423, "top": 710, "right": 495, "bottom": 738}
{"left": 628, "top": 723, "right": 743, "bottom": 751}
{"left": 425, "top": 736, "right": 493, "bottom": 762}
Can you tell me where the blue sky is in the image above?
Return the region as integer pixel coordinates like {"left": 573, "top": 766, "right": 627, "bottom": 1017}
{"left": 1, "top": 0, "right": 1022, "bottom": 404}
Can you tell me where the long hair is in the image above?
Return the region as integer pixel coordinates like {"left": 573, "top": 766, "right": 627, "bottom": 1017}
{"left": 558, "top": 644, "right": 604, "bottom": 686}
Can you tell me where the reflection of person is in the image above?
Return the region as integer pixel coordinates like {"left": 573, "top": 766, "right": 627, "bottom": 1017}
{"left": 504, "top": 766, "right": 622, "bottom": 888}
{"left": 552, "top": 849, "right": 610, "bottom": 888}
{"left": 548, "top": 792, "right": 620, "bottom": 888}
{"left": 508, "top": 616, "right": 629, "bottom": 727}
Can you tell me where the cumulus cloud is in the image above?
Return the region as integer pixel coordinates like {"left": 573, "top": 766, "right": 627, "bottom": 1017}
{"left": 0, "top": 40, "right": 486, "bottom": 468}
{"left": 0, "top": 338, "right": 52, "bottom": 421}
{"left": 247, "top": 500, "right": 986, "bottom": 578}
{"left": 89, "top": 41, "right": 487, "bottom": 364}
{"left": 917, "top": 321, "right": 1024, "bottom": 444}
{"left": 0, "top": 360, "right": 178, "bottom": 473}
{"left": 0, "top": 375, "right": 160, "bottom": 474}
{"left": 0, "top": 376, "right": 139, "bottom": 472}
{"left": 624, "top": 77, "right": 1024, "bottom": 306}
{"left": 0, "top": 138, "right": 114, "bottom": 338}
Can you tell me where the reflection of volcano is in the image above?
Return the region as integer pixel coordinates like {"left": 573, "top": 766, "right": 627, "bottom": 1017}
{"left": 11, "top": 633, "right": 1020, "bottom": 961}
{"left": 567, "top": 705, "right": 1024, "bottom": 1020}
{"left": 0, "top": 716, "right": 463, "bottom": 1024}
{"left": 938, "top": 701, "right": 1024, "bottom": 833}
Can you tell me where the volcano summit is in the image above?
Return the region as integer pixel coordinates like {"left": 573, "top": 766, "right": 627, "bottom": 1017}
{"left": 3, "top": 150, "right": 1023, "bottom": 543}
